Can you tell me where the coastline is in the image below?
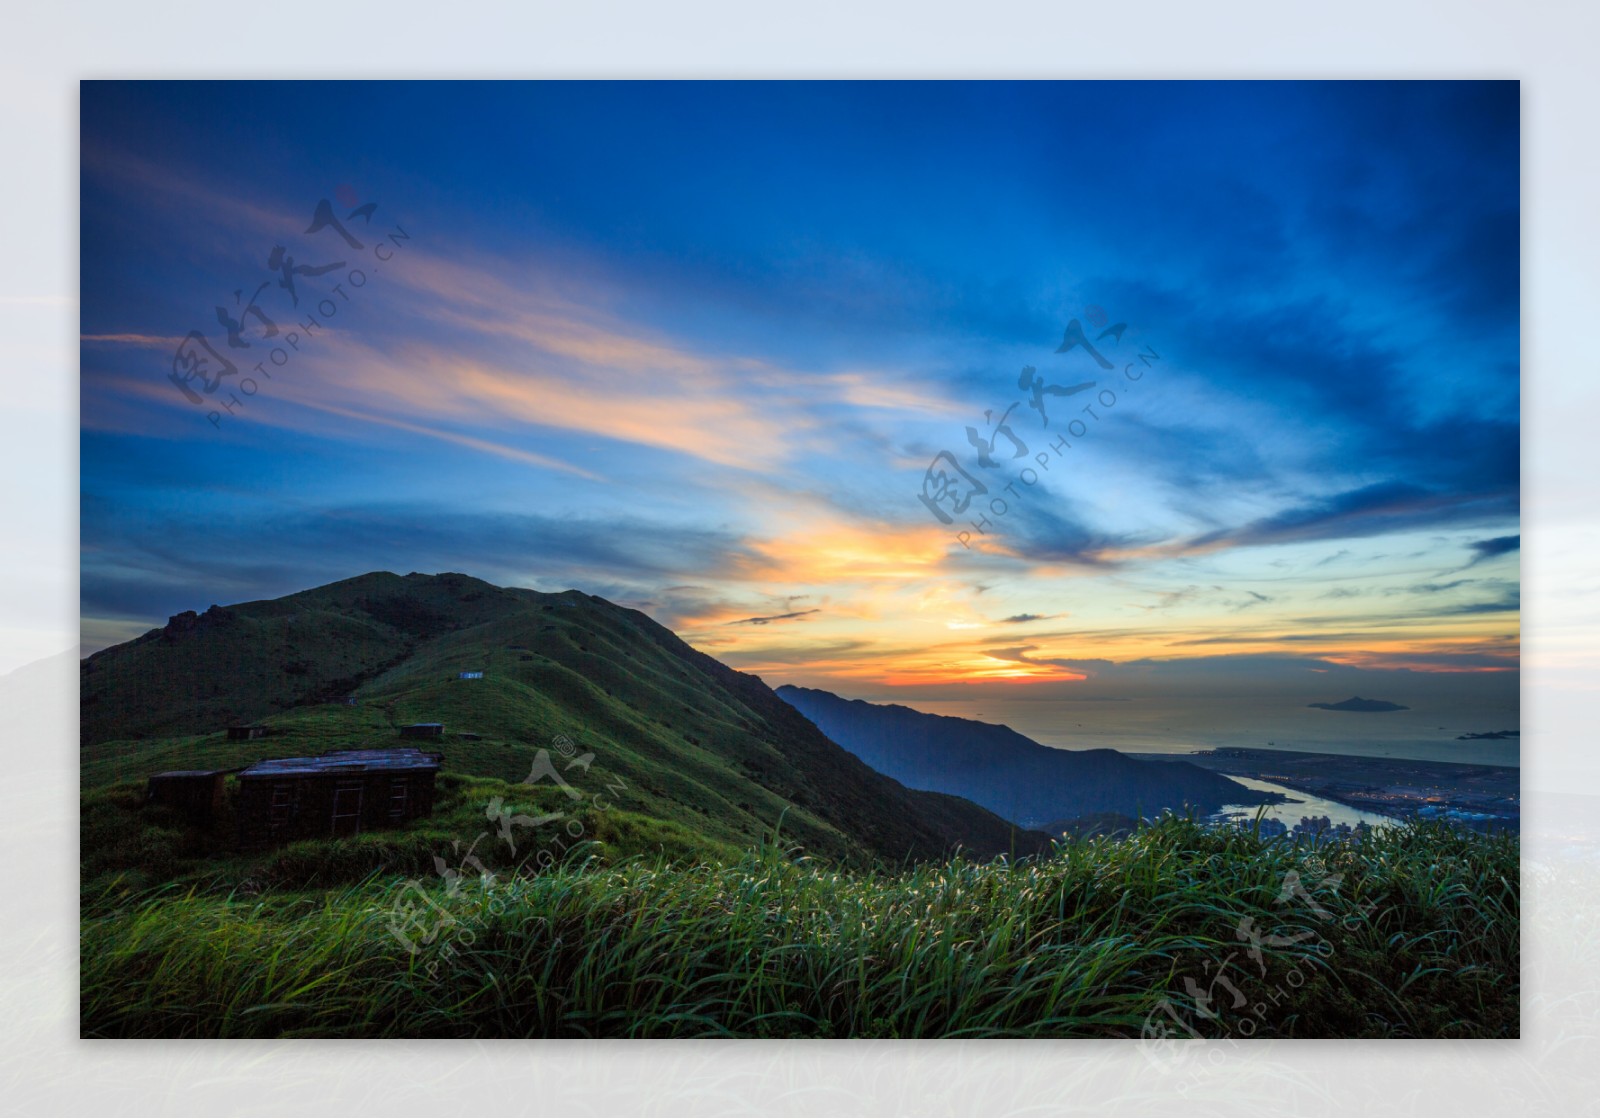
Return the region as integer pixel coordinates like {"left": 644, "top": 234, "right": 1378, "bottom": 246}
{"left": 1127, "top": 746, "right": 1521, "bottom": 832}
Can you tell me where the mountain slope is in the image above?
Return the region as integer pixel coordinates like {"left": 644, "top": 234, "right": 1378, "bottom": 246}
{"left": 81, "top": 572, "right": 1050, "bottom": 865}
{"left": 775, "top": 685, "right": 1269, "bottom": 826}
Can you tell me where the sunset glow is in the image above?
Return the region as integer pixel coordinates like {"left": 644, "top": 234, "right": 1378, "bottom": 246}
{"left": 79, "top": 82, "right": 1519, "bottom": 714}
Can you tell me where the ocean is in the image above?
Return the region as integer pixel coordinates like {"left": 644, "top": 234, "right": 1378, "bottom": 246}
{"left": 899, "top": 694, "right": 1521, "bottom": 768}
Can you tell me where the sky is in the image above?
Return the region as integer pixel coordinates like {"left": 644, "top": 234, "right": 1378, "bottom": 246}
{"left": 79, "top": 80, "right": 1520, "bottom": 719}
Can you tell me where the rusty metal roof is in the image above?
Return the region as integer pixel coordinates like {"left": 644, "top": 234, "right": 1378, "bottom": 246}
{"left": 238, "top": 748, "right": 443, "bottom": 778}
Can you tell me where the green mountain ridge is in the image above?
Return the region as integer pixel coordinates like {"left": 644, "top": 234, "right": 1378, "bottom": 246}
{"left": 81, "top": 571, "right": 1050, "bottom": 865}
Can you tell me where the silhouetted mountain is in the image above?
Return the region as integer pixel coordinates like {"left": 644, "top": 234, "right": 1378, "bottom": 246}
{"left": 81, "top": 572, "right": 1051, "bottom": 865}
{"left": 776, "top": 685, "right": 1271, "bottom": 826}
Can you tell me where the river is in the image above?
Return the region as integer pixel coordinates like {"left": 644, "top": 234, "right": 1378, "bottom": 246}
{"left": 1209, "top": 775, "right": 1400, "bottom": 830}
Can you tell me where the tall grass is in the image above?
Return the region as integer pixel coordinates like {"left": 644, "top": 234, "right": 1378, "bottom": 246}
{"left": 80, "top": 816, "right": 1517, "bottom": 1038}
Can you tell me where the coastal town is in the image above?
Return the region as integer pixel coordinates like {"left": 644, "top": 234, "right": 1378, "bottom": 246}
{"left": 1169, "top": 747, "right": 1520, "bottom": 834}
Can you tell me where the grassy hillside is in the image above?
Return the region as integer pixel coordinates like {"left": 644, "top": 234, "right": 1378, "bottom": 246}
{"left": 81, "top": 816, "right": 1517, "bottom": 1039}
{"left": 81, "top": 572, "right": 1048, "bottom": 866}
{"left": 79, "top": 571, "right": 1519, "bottom": 1040}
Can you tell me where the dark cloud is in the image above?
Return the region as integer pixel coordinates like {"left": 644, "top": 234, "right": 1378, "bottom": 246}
{"left": 1108, "top": 648, "right": 1519, "bottom": 686}
{"left": 1001, "top": 502, "right": 1144, "bottom": 567}
{"left": 724, "top": 609, "right": 821, "bottom": 626}
{"left": 1133, "top": 585, "right": 1211, "bottom": 612}
{"left": 1085, "top": 219, "right": 1518, "bottom": 546}
{"left": 1432, "top": 590, "right": 1520, "bottom": 616}
{"left": 1403, "top": 579, "right": 1476, "bottom": 595}
{"left": 1173, "top": 632, "right": 1393, "bottom": 646}
{"left": 1466, "top": 535, "right": 1521, "bottom": 566}
{"left": 1184, "top": 482, "right": 1517, "bottom": 554}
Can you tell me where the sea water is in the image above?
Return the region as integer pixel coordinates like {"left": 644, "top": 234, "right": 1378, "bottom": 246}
{"left": 901, "top": 694, "right": 1520, "bottom": 768}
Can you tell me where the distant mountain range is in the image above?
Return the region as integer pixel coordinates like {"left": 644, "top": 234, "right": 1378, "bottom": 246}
{"left": 80, "top": 572, "right": 1050, "bottom": 865}
{"left": 775, "top": 685, "right": 1270, "bottom": 826}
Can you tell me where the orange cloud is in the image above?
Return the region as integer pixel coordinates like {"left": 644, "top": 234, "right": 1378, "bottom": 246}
{"left": 733, "top": 521, "right": 957, "bottom": 585}
{"left": 451, "top": 358, "right": 796, "bottom": 469}
{"left": 1315, "top": 633, "right": 1520, "bottom": 673}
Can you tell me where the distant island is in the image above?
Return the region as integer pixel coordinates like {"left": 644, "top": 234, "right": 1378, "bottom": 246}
{"left": 1456, "top": 730, "right": 1520, "bottom": 740}
{"left": 1308, "top": 696, "right": 1409, "bottom": 712}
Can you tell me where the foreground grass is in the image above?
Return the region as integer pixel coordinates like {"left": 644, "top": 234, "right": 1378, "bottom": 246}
{"left": 80, "top": 816, "right": 1517, "bottom": 1038}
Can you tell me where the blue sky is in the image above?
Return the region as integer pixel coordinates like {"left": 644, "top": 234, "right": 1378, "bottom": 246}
{"left": 79, "top": 80, "right": 1519, "bottom": 706}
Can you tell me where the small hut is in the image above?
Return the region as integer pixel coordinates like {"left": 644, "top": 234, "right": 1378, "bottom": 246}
{"left": 400, "top": 722, "right": 444, "bottom": 739}
{"left": 234, "top": 748, "right": 443, "bottom": 848}
{"left": 226, "top": 725, "right": 270, "bottom": 741}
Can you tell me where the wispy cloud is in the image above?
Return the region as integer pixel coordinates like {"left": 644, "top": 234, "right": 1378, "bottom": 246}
{"left": 724, "top": 608, "right": 821, "bottom": 626}
{"left": 1184, "top": 482, "right": 1517, "bottom": 555}
{"left": 1465, "top": 534, "right": 1520, "bottom": 566}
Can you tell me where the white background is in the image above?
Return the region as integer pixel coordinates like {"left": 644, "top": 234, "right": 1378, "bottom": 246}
{"left": 1, "top": 1, "right": 1594, "bottom": 1114}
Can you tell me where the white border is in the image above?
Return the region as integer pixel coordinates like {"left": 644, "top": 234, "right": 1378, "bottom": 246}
{"left": 4, "top": 1, "right": 1595, "bottom": 1114}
